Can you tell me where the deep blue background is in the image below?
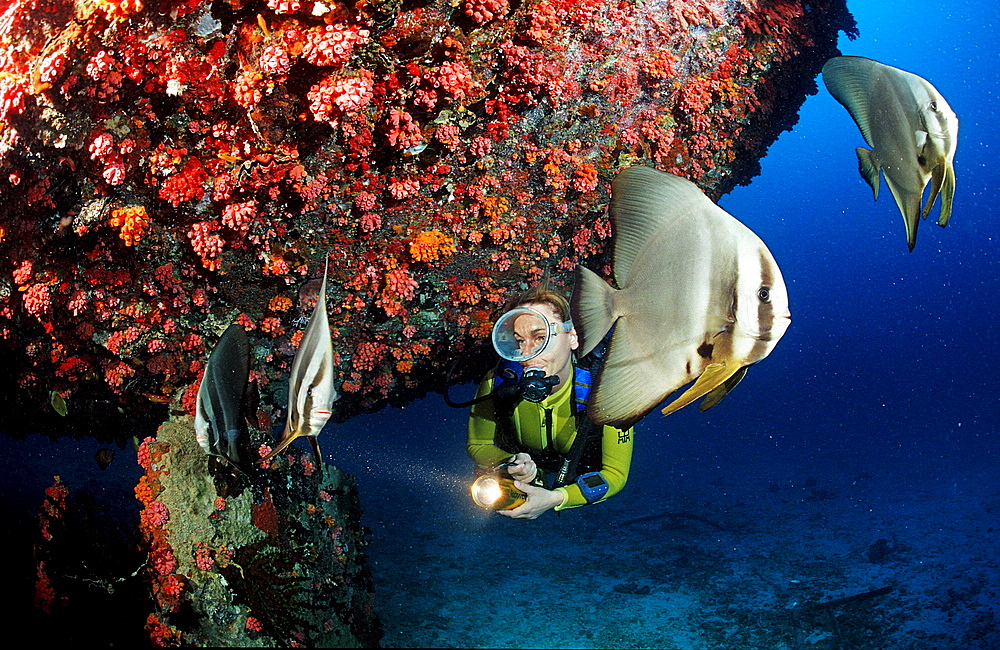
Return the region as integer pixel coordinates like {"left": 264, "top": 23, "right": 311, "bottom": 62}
{"left": 710, "top": 0, "right": 999, "bottom": 471}
{"left": 333, "top": 0, "right": 999, "bottom": 509}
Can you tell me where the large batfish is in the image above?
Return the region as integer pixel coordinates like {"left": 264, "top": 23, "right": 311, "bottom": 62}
{"left": 195, "top": 322, "right": 257, "bottom": 471}
{"left": 822, "top": 56, "right": 958, "bottom": 251}
{"left": 571, "top": 166, "right": 791, "bottom": 430}
{"left": 261, "top": 260, "right": 337, "bottom": 465}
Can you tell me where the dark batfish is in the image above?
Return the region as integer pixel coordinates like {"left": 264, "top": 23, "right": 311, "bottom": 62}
{"left": 572, "top": 166, "right": 791, "bottom": 430}
{"left": 822, "top": 56, "right": 958, "bottom": 251}
{"left": 195, "top": 322, "right": 254, "bottom": 470}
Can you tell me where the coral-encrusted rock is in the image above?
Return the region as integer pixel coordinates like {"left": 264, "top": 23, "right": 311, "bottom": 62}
{"left": 0, "top": 0, "right": 856, "bottom": 438}
{"left": 138, "top": 410, "right": 382, "bottom": 646}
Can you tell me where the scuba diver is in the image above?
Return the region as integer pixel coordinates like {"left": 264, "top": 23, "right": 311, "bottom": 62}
{"left": 464, "top": 280, "right": 633, "bottom": 519}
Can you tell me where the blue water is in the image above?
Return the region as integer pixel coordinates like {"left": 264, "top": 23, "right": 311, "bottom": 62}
{"left": 329, "top": 1, "right": 1000, "bottom": 646}
{"left": 709, "top": 0, "right": 1000, "bottom": 472}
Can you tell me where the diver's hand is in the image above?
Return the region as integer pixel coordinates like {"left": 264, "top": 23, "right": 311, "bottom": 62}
{"left": 507, "top": 452, "right": 537, "bottom": 484}
{"left": 497, "top": 481, "right": 563, "bottom": 519}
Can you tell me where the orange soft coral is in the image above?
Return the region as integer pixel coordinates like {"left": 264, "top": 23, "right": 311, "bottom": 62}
{"left": 109, "top": 206, "right": 150, "bottom": 246}
{"left": 409, "top": 229, "right": 456, "bottom": 263}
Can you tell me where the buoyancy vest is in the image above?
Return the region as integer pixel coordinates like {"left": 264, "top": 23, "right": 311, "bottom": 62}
{"left": 492, "top": 335, "right": 608, "bottom": 488}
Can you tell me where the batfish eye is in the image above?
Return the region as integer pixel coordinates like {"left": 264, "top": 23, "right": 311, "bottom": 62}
{"left": 757, "top": 287, "right": 771, "bottom": 303}
{"left": 929, "top": 100, "right": 938, "bottom": 111}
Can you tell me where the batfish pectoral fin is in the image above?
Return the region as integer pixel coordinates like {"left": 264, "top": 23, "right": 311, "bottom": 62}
{"left": 660, "top": 361, "right": 743, "bottom": 417}
{"left": 856, "top": 147, "right": 881, "bottom": 200}
{"left": 697, "top": 364, "right": 749, "bottom": 412}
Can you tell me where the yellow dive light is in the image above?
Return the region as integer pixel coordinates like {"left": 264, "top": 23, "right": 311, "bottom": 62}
{"left": 471, "top": 475, "right": 527, "bottom": 510}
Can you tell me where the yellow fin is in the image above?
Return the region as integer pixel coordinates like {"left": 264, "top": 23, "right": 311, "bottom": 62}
{"left": 660, "top": 361, "right": 742, "bottom": 417}
{"left": 697, "top": 365, "right": 749, "bottom": 412}
{"left": 260, "top": 429, "right": 322, "bottom": 466}
{"left": 260, "top": 428, "right": 303, "bottom": 463}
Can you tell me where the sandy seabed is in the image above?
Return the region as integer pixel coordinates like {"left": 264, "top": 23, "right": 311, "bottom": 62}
{"left": 358, "top": 439, "right": 999, "bottom": 649}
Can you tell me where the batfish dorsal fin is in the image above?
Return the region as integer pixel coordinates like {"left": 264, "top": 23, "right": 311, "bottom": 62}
{"left": 609, "top": 165, "right": 710, "bottom": 287}
{"left": 822, "top": 56, "right": 883, "bottom": 148}
{"left": 571, "top": 264, "right": 617, "bottom": 359}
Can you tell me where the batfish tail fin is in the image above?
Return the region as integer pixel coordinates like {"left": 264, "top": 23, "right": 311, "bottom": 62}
{"left": 571, "top": 264, "right": 618, "bottom": 359}
{"left": 856, "top": 147, "right": 881, "bottom": 200}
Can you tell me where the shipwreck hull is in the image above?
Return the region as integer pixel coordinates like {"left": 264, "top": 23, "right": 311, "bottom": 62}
{"left": 0, "top": 0, "right": 855, "bottom": 437}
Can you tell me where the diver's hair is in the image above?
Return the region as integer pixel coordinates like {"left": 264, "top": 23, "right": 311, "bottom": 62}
{"left": 504, "top": 276, "right": 571, "bottom": 322}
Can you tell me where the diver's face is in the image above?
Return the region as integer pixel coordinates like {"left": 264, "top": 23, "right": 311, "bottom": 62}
{"left": 514, "top": 302, "right": 577, "bottom": 391}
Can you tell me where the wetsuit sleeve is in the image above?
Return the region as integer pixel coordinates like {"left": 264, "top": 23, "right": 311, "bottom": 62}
{"left": 555, "top": 424, "right": 633, "bottom": 510}
{"left": 466, "top": 374, "right": 515, "bottom": 469}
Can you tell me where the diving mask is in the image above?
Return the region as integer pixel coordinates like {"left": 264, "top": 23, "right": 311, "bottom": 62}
{"left": 491, "top": 307, "right": 574, "bottom": 362}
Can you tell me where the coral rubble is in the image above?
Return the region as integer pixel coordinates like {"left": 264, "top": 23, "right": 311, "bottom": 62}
{"left": 136, "top": 405, "right": 381, "bottom": 646}
{"left": 0, "top": 0, "right": 856, "bottom": 437}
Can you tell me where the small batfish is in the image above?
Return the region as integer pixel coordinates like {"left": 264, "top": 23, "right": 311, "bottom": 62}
{"left": 822, "top": 56, "right": 958, "bottom": 251}
{"left": 261, "top": 259, "right": 337, "bottom": 465}
{"left": 571, "top": 166, "right": 791, "bottom": 430}
{"left": 195, "top": 322, "right": 254, "bottom": 471}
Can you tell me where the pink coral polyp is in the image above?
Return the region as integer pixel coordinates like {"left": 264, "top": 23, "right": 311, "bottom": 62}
{"left": 187, "top": 222, "right": 224, "bottom": 271}
{"left": 89, "top": 133, "right": 115, "bottom": 160}
{"left": 385, "top": 109, "right": 423, "bottom": 151}
{"left": 465, "top": 0, "right": 509, "bottom": 24}
{"left": 23, "top": 283, "right": 52, "bottom": 316}
{"left": 302, "top": 24, "right": 370, "bottom": 68}
{"left": 222, "top": 200, "right": 256, "bottom": 236}
{"left": 144, "top": 500, "right": 170, "bottom": 527}
{"left": 150, "top": 546, "right": 177, "bottom": 576}
{"left": 308, "top": 72, "right": 374, "bottom": 123}
{"left": 259, "top": 45, "right": 292, "bottom": 75}
{"left": 268, "top": 0, "right": 302, "bottom": 14}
